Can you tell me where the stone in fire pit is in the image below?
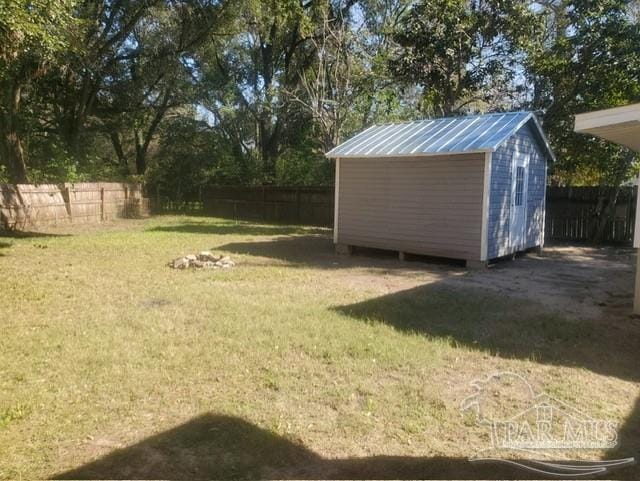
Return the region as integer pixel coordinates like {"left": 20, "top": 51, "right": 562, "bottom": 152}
{"left": 169, "top": 251, "right": 235, "bottom": 270}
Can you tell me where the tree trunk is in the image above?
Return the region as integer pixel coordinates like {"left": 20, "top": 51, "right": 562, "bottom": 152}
{"left": 135, "top": 151, "right": 146, "bottom": 176}
{"left": 3, "top": 82, "right": 28, "bottom": 183}
{"left": 592, "top": 152, "right": 636, "bottom": 244}
{"left": 5, "top": 131, "right": 27, "bottom": 183}
{"left": 132, "top": 98, "right": 171, "bottom": 176}
{"left": 592, "top": 185, "right": 621, "bottom": 244}
{"left": 61, "top": 72, "right": 96, "bottom": 156}
{"left": 134, "top": 130, "right": 146, "bottom": 175}
{"left": 109, "top": 132, "right": 127, "bottom": 165}
{"left": 258, "top": 117, "right": 279, "bottom": 182}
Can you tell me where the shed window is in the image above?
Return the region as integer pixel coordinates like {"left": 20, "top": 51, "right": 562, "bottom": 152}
{"left": 515, "top": 166, "right": 525, "bottom": 206}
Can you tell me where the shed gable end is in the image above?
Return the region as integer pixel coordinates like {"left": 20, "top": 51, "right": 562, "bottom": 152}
{"left": 487, "top": 123, "right": 547, "bottom": 259}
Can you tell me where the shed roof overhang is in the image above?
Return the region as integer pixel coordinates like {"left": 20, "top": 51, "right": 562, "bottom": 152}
{"left": 326, "top": 111, "right": 556, "bottom": 162}
{"left": 574, "top": 103, "right": 640, "bottom": 152}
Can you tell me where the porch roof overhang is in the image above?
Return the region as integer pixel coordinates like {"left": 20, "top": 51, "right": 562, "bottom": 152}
{"left": 574, "top": 103, "right": 640, "bottom": 152}
{"left": 575, "top": 103, "right": 640, "bottom": 252}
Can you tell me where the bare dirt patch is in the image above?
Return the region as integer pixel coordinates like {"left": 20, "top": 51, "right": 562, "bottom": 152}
{"left": 452, "top": 245, "right": 636, "bottom": 321}
{"left": 315, "top": 242, "right": 636, "bottom": 322}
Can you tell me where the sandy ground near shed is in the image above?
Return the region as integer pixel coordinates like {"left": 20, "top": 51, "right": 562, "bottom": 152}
{"left": 288, "top": 237, "right": 637, "bottom": 322}
{"left": 452, "top": 245, "right": 636, "bottom": 321}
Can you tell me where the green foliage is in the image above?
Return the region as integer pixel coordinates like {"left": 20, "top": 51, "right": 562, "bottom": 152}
{"left": 0, "top": 0, "right": 638, "bottom": 195}
{"left": 390, "top": 0, "right": 538, "bottom": 115}
{"left": 24, "top": 137, "right": 126, "bottom": 183}
{"left": 30, "top": 145, "right": 80, "bottom": 183}
{"left": 148, "top": 116, "right": 263, "bottom": 200}
{"left": 528, "top": 0, "right": 640, "bottom": 185}
{"left": 0, "top": 0, "right": 76, "bottom": 69}
{"left": 275, "top": 147, "right": 332, "bottom": 186}
{"left": 0, "top": 404, "right": 29, "bottom": 429}
{"left": 0, "top": 163, "right": 9, "bottom": 183}
{"left": 0, "top": 0, "right": 77, "bottom": 182}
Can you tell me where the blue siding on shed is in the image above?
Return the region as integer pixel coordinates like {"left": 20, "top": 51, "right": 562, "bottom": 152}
{"left": 487, "top": 122, "right": 547, "bottom": 259}
{"left": 487, "top": 138, "right": 512, "bottom": 259}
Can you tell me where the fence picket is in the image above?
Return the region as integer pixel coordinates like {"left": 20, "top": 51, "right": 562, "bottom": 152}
{"left": 0, "top": 182, "right": 149, "bottom": 230}
{"left": 7, "top": 182, "right": 627, "bottom": 244}
{"left": 544, "top": 185, "right": 637, "bottom": 244}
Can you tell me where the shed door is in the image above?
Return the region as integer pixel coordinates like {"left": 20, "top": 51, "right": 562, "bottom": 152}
{"left": 510, "top": 153, "right": 529, "bottom": 251}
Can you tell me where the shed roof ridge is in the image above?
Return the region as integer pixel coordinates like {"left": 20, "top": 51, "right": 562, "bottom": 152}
{"left": 371, "top": 111, "right": 530, "bottom": 129}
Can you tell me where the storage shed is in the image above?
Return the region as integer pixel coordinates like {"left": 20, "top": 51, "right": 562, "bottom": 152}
{"left": 326, "top": 111, "right": 555, "bottom": 267}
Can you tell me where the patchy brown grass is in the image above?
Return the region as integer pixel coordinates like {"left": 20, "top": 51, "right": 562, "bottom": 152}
{"left": 0, "top": 216, "right": 638, "bottom": 479}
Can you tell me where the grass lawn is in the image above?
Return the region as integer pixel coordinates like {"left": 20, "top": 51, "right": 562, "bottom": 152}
{"left": 1, "top": 215, "right": 639, "bottom": 479}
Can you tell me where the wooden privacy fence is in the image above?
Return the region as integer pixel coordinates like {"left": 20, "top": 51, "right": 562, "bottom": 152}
{"left": 545, "top": 186, "right": 636, "bottom": 244}
{"left": 12, "top": 182, "right": 634, "bottom": 242}
{"left": 203, "top": 186, "right": 334, "bottom": 226}
{"left": 200, "top": 185, "right": 637, "bottom": 244}
{"left": 0, "top": 182, "right": 150, "bottom": 230}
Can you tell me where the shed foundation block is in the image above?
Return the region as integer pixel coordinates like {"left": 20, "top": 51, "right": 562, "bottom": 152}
{"left": 335, "top": 243, "right": 353, "bottom": 255}
{"left": 466, "top": 259, "right": 488, "bottom": 269}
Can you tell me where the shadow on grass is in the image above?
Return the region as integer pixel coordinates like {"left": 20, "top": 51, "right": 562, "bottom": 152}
{"left": 150, "top": 219, "right": 422, "bottom": 271}
{"left": 55, "top": 413, "right": 541, "bottom": 480}
{"left": 0, "top": 231, "right": 70, "bottom": 255}
{"left": 147, "top": 221, "right": 327, "bottom": 237}
{"left": 0, "top": 240, "right": 11, "bottom": 256}
{"left": 334, "top": 283, "right": 640, "bottom": 383}
{"left": 218, "top": 234, "right": 334, "bottom": 261}
{"left": 334, "top": 283, "right": 640, "bottom": 478}
{"left": 216, "top": 232, "right": 635, "bottom": 274}
{"left": 611, "top": 398, "right": 640, "bottom": 467}
{"left": 217, "top": 235, "right": 451, "bottom": 271}
{"left": 0, "top": 230, "right": 70, "bottom": 239}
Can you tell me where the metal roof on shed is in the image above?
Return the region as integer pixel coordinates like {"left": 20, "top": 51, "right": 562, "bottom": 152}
{"left": 326, "top": 111, "right": 555, "bottom": 161}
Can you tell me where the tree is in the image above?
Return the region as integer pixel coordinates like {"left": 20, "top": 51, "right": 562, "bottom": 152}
{"left": 98, "top": 0, "right": 232, "bottom": 174}
{"left": 199, "top": 0, "right": 323, "bottom": 181}
{"left": 286, "top": 2, "right": 360, "bottom": 151}
{"left": 527, "top": 0, "right": 640, "bottom": 241}
{"left": 0, "top": 0, "right": 76, "bottom": 182}
{"left": 288, "top": 0, "right": 417, "bottom": 150}
{"left": 351, "top": 0, "right": 417, "bottom": 127}
{"left": 54, "top": 0, "right": 163, "bottom": 157}
{"left": 389, "top": 0, "right": 538, "bottom": 116}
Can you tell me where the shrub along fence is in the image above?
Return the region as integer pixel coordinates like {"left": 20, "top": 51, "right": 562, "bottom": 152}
{"left": 202, "top": 186, "right": 334, "bottom": 227}
{"left": 545, "top": 186, "right": 636, "bottom": 244}
{"left": 0, "top": 182, "right": 149, "bottom": 230}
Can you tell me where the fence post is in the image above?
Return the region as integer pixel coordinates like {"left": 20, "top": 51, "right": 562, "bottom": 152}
{"left": 124, "top": 185, "right": 129, "bottom": 217}
{"left": 296, "top": 187, "right": 301, "bottom": 223}
{"left": 14, "top": 186, "right": 29, "bottom": 229}
{"left": 262, "top": 186, "right": 266, "bottom": 221}
{"left": 100, "top": 187, "right": 105, "bottom": 221}
{"left": 156, "top": 184, "right": 161, "bottom": 213}
{"left": 627, "top": 187, "right": 635, "bottom": 240}
{"left": 66, "top": 185, "right": 73, "bottom": 223}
